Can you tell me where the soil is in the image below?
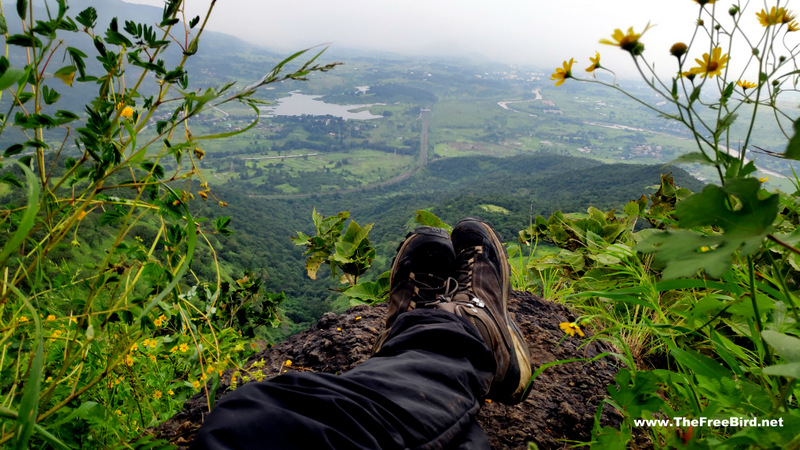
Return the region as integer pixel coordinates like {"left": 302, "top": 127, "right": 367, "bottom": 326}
{"left": 151, "top": 290, "right": 622, "bottom": 449}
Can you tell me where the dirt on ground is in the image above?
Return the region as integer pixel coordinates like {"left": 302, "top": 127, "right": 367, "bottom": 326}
{"left": 151, "top": 290, "right": 622, "bottom": 449}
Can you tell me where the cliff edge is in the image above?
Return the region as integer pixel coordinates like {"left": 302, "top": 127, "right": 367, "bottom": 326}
{"left": 152, "top": 291, "right": 622, "bottom": 449}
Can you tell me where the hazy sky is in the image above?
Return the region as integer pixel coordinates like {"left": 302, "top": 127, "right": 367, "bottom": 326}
{"left": 125, "top": 1, "right": 776, "bottom": 78}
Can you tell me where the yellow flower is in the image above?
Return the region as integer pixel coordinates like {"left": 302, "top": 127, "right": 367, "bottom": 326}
{"left": 142, "top": 339, "right": 151, "bottom": 348}
{"left": 130, "top": 342, "right": 138, "bottom": 352}
{"left": 551, "top": 59, "right": 575, "bottom": 87}
{"left": 737, "top": 80, "right": 757, "bottom": 90}
{"left": 170, "top": 345, "right": 178, "bottom": 353}
{"left": 679, "top": 70, "right": 698, "bottom": 81}
{"left": 559, "top": 322, "right": 585, "bottom": 337}
{"left": 285, "top": 359, "right": 292, "bottom": 366}
{"left": 692, "top": 0, "right": 716, "bottom": 4}
{"left": 757, "top": 7, "right": 796, "bottom": 26}
{"left": 125, "top": 354, "right": 134, "bottom": 366}
{"left": 355, "top": 316, "right": 362, "bottom": 320}
{"left": 168, "top": 390, "right": 175, "bottom": 396}
{"left": 153, "top": 390, "right": 163, "bottom": 400}
{"left": 18, "top": 316, "right": 28, "bottom": 323}
{"left": 759, "top": 176, "right": 769, "bottom": 182}
{"left": 179, "top": 343, "right": 189, "bottom": 353}
{"left": 120, "top": 106, "right": 134, "bottom": 119}
{"left": 149, "top": 354, "right": 157, "bottom": 362}
{"left": 585, "top": 52, "right": 601, "bottom": 72}
{"left": 46, "top": 314, "right": 56, "bottom": 321}
{"left": 336, "top": 327, "right": 342, "bottom": 331}
{"left": 154, "top": 314, "right": 167, "bottom": 327}
{"left": 599, "top": 24, "right": 653, "bottom": 54}
{"left": 200, "top": 373, "right": 208, "bottom": 381}
{"left": 691, "top": 47, "right": 729, "bottom": 78}
{"left": 700, "top": 246, "right": 711, "bottom": 252}
{"left": 206, "top": 366, "right": 216, "bottom": 374}
{"left": 49, "top": 329, "right": 62, "bottom": 342}
{"left": 115, "top": 409, "right": 123, "bottom": 416}
{"left": 45, "top": 376, "right": 53, "bottom": 383}
{"left": 789, "top": 20, "right": 800, "bottom": 32}
{"left": 192, "top": 379, "right": 201, "bottom": 389}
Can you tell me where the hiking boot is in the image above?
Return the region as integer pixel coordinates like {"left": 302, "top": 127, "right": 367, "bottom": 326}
{"left": 373, "top": 226, "right": 456, "bottom": 353}
{"left": 435, "top": 217, "right": 533, "bottom": 404}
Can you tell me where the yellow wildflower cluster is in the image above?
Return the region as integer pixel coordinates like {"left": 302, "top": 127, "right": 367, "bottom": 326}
{"left": 120, "top": 106, "right": 134, "bottom": 119}
{"left": 153, "top": 314, "right": 167, "bottom": 327}
{"left": 756, "top": 6, "right": 796, "bottom": 27}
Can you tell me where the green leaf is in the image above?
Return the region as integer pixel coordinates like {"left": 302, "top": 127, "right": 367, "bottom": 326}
{"left": 637, "top": 230, "right": 733, "bottom": 278}
{"left": 721, "top": 82, "right": 735, "bottom": 104}
{"left": 762, "top": 330, "right": 800, "bottom": 363}
{"left": 670, "top": 151, "right": 714, "bottom": 166}
{"left": 678, "top": 178, "right": 777, "bottom": 242}
{"left": 342, "top": 271, "right": 390, "bottom": 304}
{"left": 640, "top": 178, "right": 779, "bottom": 278}
{"left": 75, "top": 7, "right": 97, "bottom": 29}
{"left": 0, "top": 12, "right": 7, "bottom": 34}
{"left": 763, "top": 362, "right": 800, "bottom": 378}
{"left": 689, "top": 85, "right": 701, "bottom": 104}
{"left": 4, "top": 143, "right": 24, "bottom": 157}
{"left": 16, "top": 0, "right": 27, "bottom": 19}
{"left": 670, "top": 347, "right": 731, "bottom": 380}
{"left": 0, "top": 68, "right": 26, "bottom": 91}
{"left": 785, "top": 116, "right": 800, "bottom": 160}
{"left": 140, "top": 162, "right": 165, "bottom": 179}
{"left": 715, "top": 112, "right": 737, "bottom": 136}
{"left": 215, "top": 216, "right": 234, "bottom": 236}
{"left": 9, "top": 283, "right": 44, "bottom": 450}
{"left": 415, "top": 210, "right": 453, "bottom": 232}
{"left": 6, "top": 33, "right": 41, "bottom": 48}
{"left": 0, "top": 163, "right": 40, "bottom": 266}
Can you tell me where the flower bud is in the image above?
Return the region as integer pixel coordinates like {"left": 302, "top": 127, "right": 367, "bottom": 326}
{"left": 670, "top": 42, "right": 688, "bottom": 58}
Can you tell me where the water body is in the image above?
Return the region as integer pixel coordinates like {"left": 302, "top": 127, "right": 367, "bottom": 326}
{"left": 261, "top": 91, "right": 383, "bottom": 120}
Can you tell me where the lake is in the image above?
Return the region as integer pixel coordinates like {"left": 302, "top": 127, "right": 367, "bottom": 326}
{"left": 261, "top": 92, "right": 383, "bottom": 120}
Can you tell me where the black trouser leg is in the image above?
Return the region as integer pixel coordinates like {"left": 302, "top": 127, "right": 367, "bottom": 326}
{"left": 191, "top": 309, "right": 495, "bottom": 449}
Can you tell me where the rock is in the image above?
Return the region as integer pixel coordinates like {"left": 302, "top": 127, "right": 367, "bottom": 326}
{"left": 150, "top": 291, "right": 621, "bottom": 449}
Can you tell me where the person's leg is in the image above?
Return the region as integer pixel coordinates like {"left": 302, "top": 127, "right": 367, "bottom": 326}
{"left": 191, "top": 227, "right": 495, "bottom": 449}
{"left": 191, "top": 220, "right": 533, "bottom": 449}
{"left": 190, "top": 308, "right": 495, "bottom": 450}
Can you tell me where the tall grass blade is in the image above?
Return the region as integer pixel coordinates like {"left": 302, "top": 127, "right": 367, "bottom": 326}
{"left": 0, "top": 162, "right": 40, "bottom": 266}
{"left": 10, "top": 285, "right": 44, "bottom": 449}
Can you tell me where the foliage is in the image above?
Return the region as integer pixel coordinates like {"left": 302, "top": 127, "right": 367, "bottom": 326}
{"left": 291, "top": 208, "right": 376, "bottom": 286}
{"left": 0, "top": 0, "right": 336, "bottom": 447}
{"left": 544, "top": 2, "right": 800, "bottom": 447}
